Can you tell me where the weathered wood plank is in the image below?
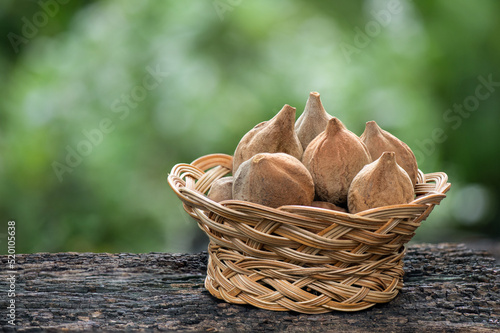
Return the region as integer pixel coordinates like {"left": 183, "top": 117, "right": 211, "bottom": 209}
{"left": 0, "top": 243, "right": 498, "bottom": 332}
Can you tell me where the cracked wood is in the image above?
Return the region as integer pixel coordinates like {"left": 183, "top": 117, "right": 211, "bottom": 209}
{"left": 0, "top": 243, "right": 498, "bottom": 332}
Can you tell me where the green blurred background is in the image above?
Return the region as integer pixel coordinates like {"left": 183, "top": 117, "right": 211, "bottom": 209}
{"left": 1, "top": 0, "right": 499, "bottom": 255}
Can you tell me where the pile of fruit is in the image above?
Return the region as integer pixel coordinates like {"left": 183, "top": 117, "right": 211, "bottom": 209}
{"left": 208, "top": 92, "right": 418, "bottom": 214}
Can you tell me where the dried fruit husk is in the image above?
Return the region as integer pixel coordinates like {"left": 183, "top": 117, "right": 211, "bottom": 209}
{"left": 347, "top": 151, "right": 414, "bottom": 214}
{"left": 302, "top": 117, "right": 372, "bottom": 206}
{"left": 233, "top": 153, "right": 315, "bottom": 208}
{"left": 360, "top": 120, "right": 418, "bottom": 187}
{"left": 295, "top": 92, "right": 333, "bottom": 150}
{"left": 207, "top": 176, "right": 233, "bottom": 202}
{"left": 233, "top": 104, "right": 303, "bottom": 173}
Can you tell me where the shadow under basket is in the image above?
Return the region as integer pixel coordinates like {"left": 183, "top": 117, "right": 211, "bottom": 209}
{"left": 167, "top": 154, "right": 451, "bottom": 314}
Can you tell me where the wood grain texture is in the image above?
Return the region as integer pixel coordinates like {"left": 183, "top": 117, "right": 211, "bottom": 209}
{"left": 1, "top": 243, "right": 498, "bottom": 332}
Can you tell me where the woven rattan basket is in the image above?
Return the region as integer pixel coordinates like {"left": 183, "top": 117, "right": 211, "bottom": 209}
{"left": 168, "top": 153, "right": 451, "bottom": 314}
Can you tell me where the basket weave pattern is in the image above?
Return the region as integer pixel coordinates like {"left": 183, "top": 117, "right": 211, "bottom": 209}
{"left": 168, "top": 153, "right": 451, "bottom": 313}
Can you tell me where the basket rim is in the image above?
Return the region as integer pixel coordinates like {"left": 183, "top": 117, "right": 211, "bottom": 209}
{"left": 167, "top": 153, "right": 451, "bottom": 220}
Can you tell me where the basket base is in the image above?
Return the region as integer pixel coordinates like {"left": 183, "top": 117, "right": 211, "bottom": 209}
{"left": 203, "top": 243, "right": 404, "bottom": 314}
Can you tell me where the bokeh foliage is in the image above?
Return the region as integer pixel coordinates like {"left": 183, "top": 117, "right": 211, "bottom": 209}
{"left": 1, "top": 0, "right": 499, "bottom": 254}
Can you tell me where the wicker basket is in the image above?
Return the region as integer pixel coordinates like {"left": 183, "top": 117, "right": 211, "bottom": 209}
{"left": 167, "top": 153, "right": 451, "bottom": 314}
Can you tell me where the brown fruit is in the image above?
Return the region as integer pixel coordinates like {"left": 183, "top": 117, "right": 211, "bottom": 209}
{"left": 302, "top": 117, "right": 371, "bottom": 206}
{"left": 233, "top": 104, "right": 303, "bottom": 173}
{"left": 360, "top": 121, "right": 418, "bottom": 187}
{"left": 311, "top": 201, "right": 347, "bottom": 213}
{"left": 233, "top": 153, "right": 315, "bottom": 208}
{"left": 295, "top": 92, "right": 333, "bottom": 150}
{"left": 207, "top": 176, "right": 233, "bottom": 202}
{"left": 347, "top": 151, "right": 414, "bottom": 214}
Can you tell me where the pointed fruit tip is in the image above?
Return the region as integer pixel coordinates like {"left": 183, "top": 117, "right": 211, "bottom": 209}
{"left": 252, "top": 153, "right": 267, "bottom": 164}
{"left": 380, "top": 151, "right": 396, "bottom": 163}
{"left": 281, "top": 104, "right": 296, "bottom": 113}
{"left": 326, "top": 117, "right": 344, "bottom": 135}
{"left": 273, "top": 104, "right": 297, "bottom": 122}
{"left": 281, "top": 104, "right": 297, "bottom": 117}
{"left": 365, "top": 120, "right": 382, "bottom": 135}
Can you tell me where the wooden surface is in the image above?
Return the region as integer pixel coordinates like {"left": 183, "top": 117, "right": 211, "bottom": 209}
{"left": 1, "top": 243, "right": 499, "bottom": 332}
